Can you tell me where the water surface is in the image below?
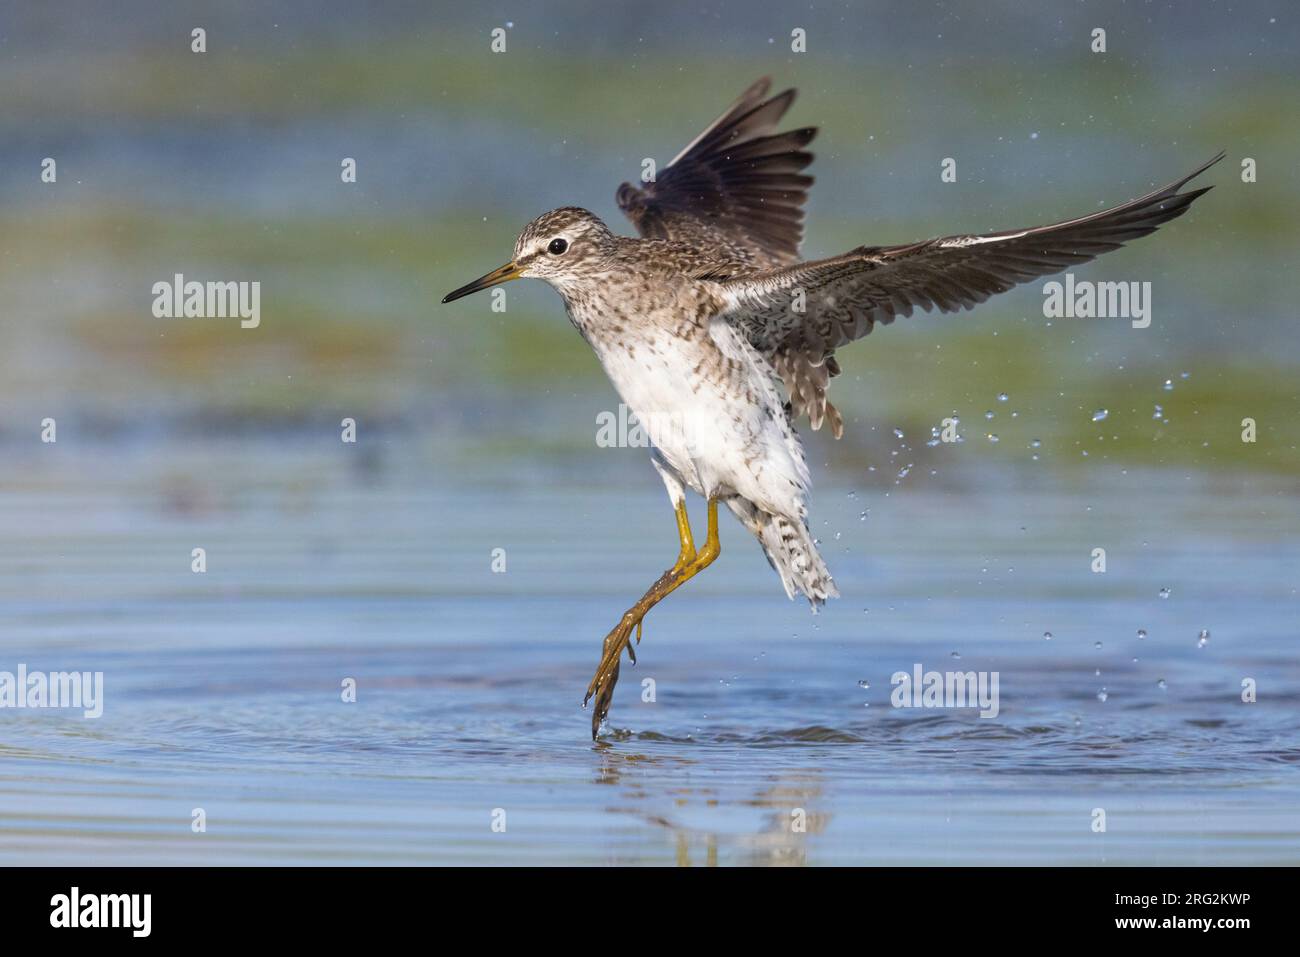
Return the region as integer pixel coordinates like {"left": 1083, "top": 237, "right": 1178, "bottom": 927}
{"left": 1, "top": 442, "right": 1295, "bottom": 865}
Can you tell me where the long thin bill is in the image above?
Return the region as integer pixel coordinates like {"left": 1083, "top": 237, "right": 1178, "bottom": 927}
{"left": 442, "top": 262, "right": 521, "bottom": 303}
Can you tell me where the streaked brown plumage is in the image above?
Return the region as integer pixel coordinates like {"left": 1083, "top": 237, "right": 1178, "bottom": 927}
{"left": 443, "top": 77, "right": 1219, "bottom": 738}
{"left": 619, "top": 76, "right": 1221, "bottom": 439}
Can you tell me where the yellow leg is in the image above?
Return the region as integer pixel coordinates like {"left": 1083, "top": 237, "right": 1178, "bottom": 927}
{"left": 670, "top": 499, "right": 697, "bottom": 574}
{"left": 626, "top": 499, "right": 696, "bottom": 657}
{"left": 586, "top": 498, "right": 721, "bottom": 739}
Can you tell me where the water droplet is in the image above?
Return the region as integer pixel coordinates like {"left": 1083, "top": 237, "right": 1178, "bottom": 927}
{"left": 1157, "top": 678, "right": 1167, "bottom": 690}
{"left": 1180, "top": 371, "right": 1190, "bottom": 379}
{"left": 1096, "top": 689, "right": 1109, "bottom": 703}
{"left": 1094, "top": 641, "right": 1103, "bottom": 650}
{"left": 987, "top": 433, "right": 999, "bottom": 443}
{"left": 997, "top": 392, "right": 1009, "bottom": 402}
{"left": 859, "top": 510, "right": 869, "bottom": 521}
{"left": 857, "top": 679, "right": 870, "bottom": 689}
{"left": 984, "top": 410, "right": 994, "bottom": 419}
{"left": 1197, "top": 629, "right": 1210, "bottom": 648}
{"left": 1137, "top": 628, "right": 1147, "bottom": 640}
{"left": 1163, "top": 379, "right": 1174, "bottom": 391}
{"left": 1091, "top": 408, "right": 1109, "bottom": 422}
{"left": 893, "top": 427, "right": 904, "bottom": 439}
{"left": 1043, "top": 631, "right": 1053, "bottom": 640}
{"left": 950, "top": 651, "right": 961, "bottom": 659}
{"left": 1030, "top": 438, "right": 1042, "bottom": 448}
{"left": 1158, "top": 587, "right": 1171, "bottom": 599}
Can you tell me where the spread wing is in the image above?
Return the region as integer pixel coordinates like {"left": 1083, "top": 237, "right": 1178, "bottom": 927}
{"left": 718, "top": 152, "right": 1224, "bottom": 437}
{"left": 616, "top": 77, "right": 816, "bottom": 270}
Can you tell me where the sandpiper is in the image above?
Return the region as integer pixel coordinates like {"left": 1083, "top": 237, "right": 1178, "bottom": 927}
{"left": 443, "top": 77, "right": 1220, "bottom": 739}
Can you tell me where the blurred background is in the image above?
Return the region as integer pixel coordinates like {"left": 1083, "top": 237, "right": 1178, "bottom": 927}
{"left": 1, "top": 0, "right": 1296, "bottom": 478}
{"left": 0, "top": 1, "right": 1297, "bottom": 865}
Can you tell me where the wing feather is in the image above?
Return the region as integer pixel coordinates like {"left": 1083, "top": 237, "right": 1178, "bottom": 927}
{"left": 718, "top": 152, "right": 1224, "bottom": 436}
{"left": 617, "top": 78, "right": 817, "bottom": 269}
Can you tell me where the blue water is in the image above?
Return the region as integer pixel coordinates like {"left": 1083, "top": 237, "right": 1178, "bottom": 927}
{"left": 0, "top": 441, "right": 1297, "bottom": 865}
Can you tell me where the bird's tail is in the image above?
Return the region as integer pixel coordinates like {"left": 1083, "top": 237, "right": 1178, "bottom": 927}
{"left": 725, "top": 497, "right": 838, "bottom": 610}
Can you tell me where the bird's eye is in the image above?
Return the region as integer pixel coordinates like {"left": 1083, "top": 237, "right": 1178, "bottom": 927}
{"left": 548, "top": 238, "right": 568, "bottom": 255}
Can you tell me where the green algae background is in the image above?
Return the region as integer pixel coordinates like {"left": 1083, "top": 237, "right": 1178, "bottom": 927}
{"left": 1, "top": 2, "right": 1295, "bottom": 478}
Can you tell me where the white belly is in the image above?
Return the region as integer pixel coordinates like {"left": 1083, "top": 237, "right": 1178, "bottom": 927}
{"left": 590, "top": 322, "right": 810, "bottom": 518}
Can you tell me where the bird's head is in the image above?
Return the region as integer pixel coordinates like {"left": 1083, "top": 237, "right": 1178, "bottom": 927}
{"left": 442, "top": 207, "right": 616, "bottom": 303}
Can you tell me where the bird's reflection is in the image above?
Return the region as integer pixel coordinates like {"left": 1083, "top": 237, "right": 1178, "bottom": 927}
{"left": 592, "top": 744, "right": 829, "bottom": 866}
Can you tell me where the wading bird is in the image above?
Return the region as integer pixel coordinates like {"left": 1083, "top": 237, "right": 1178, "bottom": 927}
{"left": 442, "top": 78, "right": 1219, "bottom": 738}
